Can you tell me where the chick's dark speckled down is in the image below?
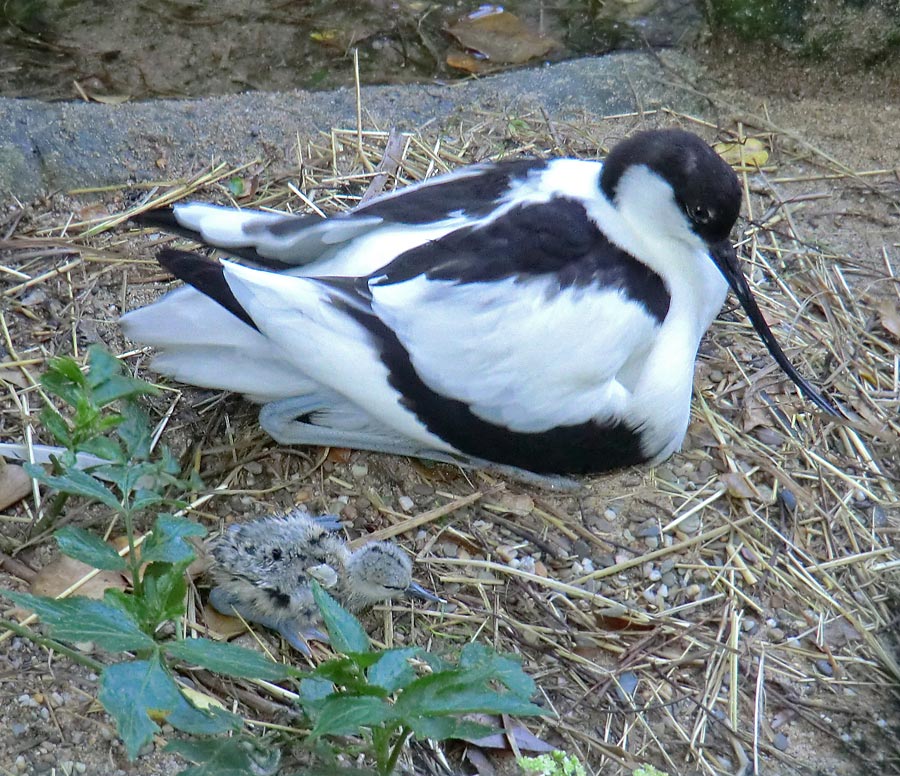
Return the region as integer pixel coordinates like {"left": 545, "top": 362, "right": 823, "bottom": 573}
{"left": 207, "top": 509, "right": 438, "bottom": 654}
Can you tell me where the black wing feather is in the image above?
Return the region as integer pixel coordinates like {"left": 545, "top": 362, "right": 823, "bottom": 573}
{"left": 156, "top": 249, "right": 258, "bottom": 330}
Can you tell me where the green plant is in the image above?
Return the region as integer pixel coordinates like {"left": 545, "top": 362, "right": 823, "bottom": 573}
{"left": 297, "top": 581, "right": 545, "bottom": 775}
{"left": 3, "top": 346, "right": 297, "bottom": 763}
{"left": 1, "top": 346, "right": 546, "bottom": 775}
{"left": 519, "top": 750, "right": 587, "bottom": 775}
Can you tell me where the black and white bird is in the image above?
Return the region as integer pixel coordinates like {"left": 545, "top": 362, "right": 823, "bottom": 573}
{"left": 121, "top": 128, "right": 837, "bottom": 477}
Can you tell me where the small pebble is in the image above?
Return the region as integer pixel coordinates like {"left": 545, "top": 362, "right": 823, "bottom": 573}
{"left": 660, "top": 558, "right": 676, "bottom": 574}
{"left": 742, "top": 618, "right": 757, "bottom": 633}
{"left": 644, "top": 535, "right": 659, "bottom": 550}
{"left": 397, "top": 495, "right": 414, "bottom": 512}
{"left": 658, "top": 583, "right": 669, "bottom": 599}
{"left": 603, "top": 508, "right": 617, "bottom": 521}
{"left": 815, "top": 659, "right": 834, "bottom": 677}
{"left": 772, "top": 732, "right": 789, "bottom": 751}
{"left": 779, "top": 489, "right": 797, "bottom": 512}
{"left": 350, "top": 463, "right": 368, "bottom": 478}
{"left": 14, "top": 756, "right": 26, "bottom": 773}
{"left": 647, "top": 567, "right": 662, "bottom": 582}
{"left": 661, "top": 572, "right": 677, "bottom": 588}
{"left": 616, "top": 671, "right": 639, "bottom": 699}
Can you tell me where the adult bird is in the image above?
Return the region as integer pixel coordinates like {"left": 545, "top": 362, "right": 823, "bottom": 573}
{"left": 121, "top": 128, "right": 837, "bottom": 477}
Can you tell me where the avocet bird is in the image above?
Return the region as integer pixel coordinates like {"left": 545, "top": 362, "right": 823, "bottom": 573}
{"left": 121, "top": 128, "right": 837, "bottom": 477}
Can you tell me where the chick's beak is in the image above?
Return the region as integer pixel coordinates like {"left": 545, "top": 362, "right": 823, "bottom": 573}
{"left": 405, "top": 581, "right": 444, "bottom": 603}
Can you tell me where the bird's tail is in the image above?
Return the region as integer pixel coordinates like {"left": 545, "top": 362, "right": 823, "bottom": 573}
{"left": 120, "top": 285, "right": 315, "bottom": 403}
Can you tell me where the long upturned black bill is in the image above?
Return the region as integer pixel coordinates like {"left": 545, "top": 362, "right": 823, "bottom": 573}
{"left": 709, "top": 240, "right": 840, "bottom": 417}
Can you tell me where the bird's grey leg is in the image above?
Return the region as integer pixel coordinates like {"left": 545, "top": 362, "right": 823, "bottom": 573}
{"left": 259, "top": 398, "right": 461, "bottom": 459}
{"left": 208, "top": 586, "right": 323, "bottom": 655}
{"left": 259, "top": 398, "right": 581, "bottom": 491}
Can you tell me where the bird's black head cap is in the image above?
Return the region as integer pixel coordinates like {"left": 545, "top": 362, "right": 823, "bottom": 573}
{"left": 600, "top": 128, "right": 742, "bottom": 245}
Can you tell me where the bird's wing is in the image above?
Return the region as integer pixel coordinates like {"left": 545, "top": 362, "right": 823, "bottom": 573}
{"left": 135, "top": 158, "right": 598, "bottom": 276}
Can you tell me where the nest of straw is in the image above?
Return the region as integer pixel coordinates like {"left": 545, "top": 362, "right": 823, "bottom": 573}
{"left": 1, "top": 107, "right": 898, "bottom": 776}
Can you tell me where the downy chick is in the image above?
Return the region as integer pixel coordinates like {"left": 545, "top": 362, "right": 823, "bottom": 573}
{"left": 207, "top": 509, "right": 439, "bottom": 654}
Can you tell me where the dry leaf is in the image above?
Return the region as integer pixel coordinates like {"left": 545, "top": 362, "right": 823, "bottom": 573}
{"left": 447, "top": 9, "right": 555, "bottom": 64}
{"left": 31, "top": 555, "right": 127, "bottom": 599}
{"left": 0, "top": 462, "right": 32, "bottom": 511}
{"left": 202, "top": 604, "right": 249, "bottom": 640}
{"left": 719, "top": 471, "right": 756, "bottom": 499}
{"left": 446, "top": 49, "right": 489, "bottom": 74}
{"left": 877, "top": 299, "right": 900, "bottom": 340}
{"left": 714, "top": 137, "right": 770, "bottom": 169}
{"left": 0, "top": 368, "right": 29, "bottom": 389}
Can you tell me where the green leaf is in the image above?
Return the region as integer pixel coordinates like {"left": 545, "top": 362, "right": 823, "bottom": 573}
{"left": 140, "top": 562, "right": 189, "bottom": 626}
{"left": 406, "top": 716, "right": 495, "bottom": 742}
{"left": 396, "top": 675, "right": 544, "bottom": 718}
{"left": 165, "top": 638, "right": 299, "bottom": 682}
{"left": 167, "top": 737, "right": 281, "bottom": 776}
{"left": 460, "top": 641, "right": 536, "bottom": 698}
{"left": 27, "top": 465, "right": 121, "bottom": 510}
{"left": 311, "top": 581, "right": 370, "bottom": 655}
{"left": 116, "top": 402, "right": 153, "bottom": 459}
{"left": 367, "top": 648, "right": 420, "bottom": 693}
{"left": 140, "top": 514, "right": 205, "bottom": 565}
{"left": 300, "top": 677, "right": 335, "bottom": 704}
{"left": 308, "top": 696, "right": 395, "bottom": 738}
{"left": 99, "top": 656, "right": 238, "bottom": 759}
{"left": 4, "top": 591, "right": 156, "bottom": 651}
{"left": 309, "top": 657, "right": 365, "bottom": 688}
{"left": 55, "top": 526, "right": 127, "bottom": 571}
{"left": 39, "top": 406, "right": 72, "bottom": 446}
{"left": 77, "top": 436, "right": 124, "bottom": 464}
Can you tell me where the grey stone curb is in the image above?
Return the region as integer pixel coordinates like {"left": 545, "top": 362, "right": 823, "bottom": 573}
{"left": 0, "top": 52, "right": 706, "bottom": 200}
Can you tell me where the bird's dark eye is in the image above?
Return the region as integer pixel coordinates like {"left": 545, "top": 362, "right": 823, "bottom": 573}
{"left": 690, "top": 204, "right": 712, "bottom": 224}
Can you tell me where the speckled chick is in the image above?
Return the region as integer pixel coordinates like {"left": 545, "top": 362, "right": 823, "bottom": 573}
{"left": 207, "top": 509, "right": 439, "bottom": 654}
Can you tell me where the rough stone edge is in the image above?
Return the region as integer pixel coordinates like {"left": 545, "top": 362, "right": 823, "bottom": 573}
{"left": 0, "top": 51, "right": 706, "bottom": 200}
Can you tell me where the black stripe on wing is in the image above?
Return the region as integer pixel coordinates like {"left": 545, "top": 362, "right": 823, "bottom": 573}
{"left": 352, "top": 158, "right": 548, "bottom": 224}
{"left": 327, "top": 293, "right": 647, "bottom": 475}
{"left": 373, "top": 197, "right": 671, "bottom": 324}
{"left": 157, "top": 249, "right": 259, "bottom": 330}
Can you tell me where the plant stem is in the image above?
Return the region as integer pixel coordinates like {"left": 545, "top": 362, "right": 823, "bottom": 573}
{"left": 0, "top": 617, "right": 104, "bottom": 672}
{"left": 383, "top": 726, "right": 412, "bottom": 776}
{"left": 122, "top": 508, "right": 142, "bottom": 597}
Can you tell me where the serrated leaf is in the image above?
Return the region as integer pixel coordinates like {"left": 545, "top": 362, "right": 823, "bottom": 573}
{"left": 406, "top": 715, "right": 495, "bottom": 741}
{"left": 99, "top": 656, "right": 238, "bottom": 759}
{"left": 300, "top": 677, "right": 335, "bottom": 703}
{"left": 140, "top": 514, "right": 205, "bottom": 565}
{"left": 86, "top": 345, "right": 120, "bottom": 384}
{"left": 77, "top": 436, "right": 124, "bottom": 464}
{"left": 460, "top": 641, "right": 535, "bottom": 698}
{"left": 165, "top": 638, "right": 299, "bottom": 682}
{"left": 27, "top": 466, "right": 121, "bottom": 510}
{"left": 167, "top": 737, "right": 280, "bottom": 776}
{"left": 55, "top": 526, "right": 127, "bottom": 571}
{"left": 116, "top": 402, "right": 152, "bottom": 459}
{"left": 141, "top": 562, "right": 189, "bottom": 626}
{"left": 308, "top": 695, "right": 395, "bottom": 738}
{"left": 399, "top": 682, "right": 543, "bottom": 718}
{"left": 367, "top": 648, "right": 420, "bottom": 693}
{"left": 39, "top": 406, "right": 72, "bottom": 446}
{"left": 309, "top": 657, "right": 366, "bottom": 688}
{"left": 311, "top": 581, "right": 370, "bottom": 655}
{"left": 4, "top": 590, "right": 155, "bottom": 651}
